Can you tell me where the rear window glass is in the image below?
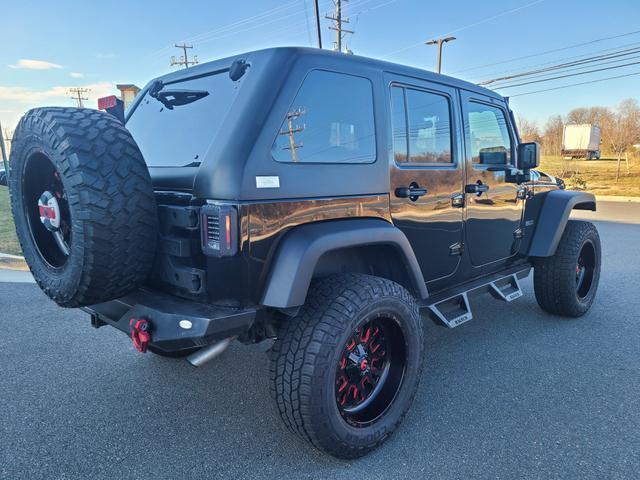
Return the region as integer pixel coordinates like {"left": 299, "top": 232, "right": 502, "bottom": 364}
{"left": 271, "top": 70, "right": 376, "bottom": 164}
{"left": 126, "top": 71, "right": 240, "bottom": 168}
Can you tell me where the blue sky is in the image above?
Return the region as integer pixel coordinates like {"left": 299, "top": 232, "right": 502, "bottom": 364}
{"left": 1, "top": 0, "right": 639, "bottom": 133}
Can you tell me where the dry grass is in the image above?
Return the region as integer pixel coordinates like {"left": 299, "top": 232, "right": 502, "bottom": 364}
{"left": 0, "top": 186, "right": 22, "bottom": 256}
{"left": 539, "top": 155, "right": 640, "bottom": 197}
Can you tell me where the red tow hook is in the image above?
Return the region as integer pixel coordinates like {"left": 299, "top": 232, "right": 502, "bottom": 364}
{"left": 129, "top": 318, "right": 151, "bottom": 353}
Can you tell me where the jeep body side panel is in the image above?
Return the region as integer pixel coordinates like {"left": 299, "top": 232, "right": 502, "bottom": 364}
{"left": 260, "top": 218, "right": 428, "bottom": 308}
{"left": 244, "top": 194, "right": 390, "bottom": 304}
{"left": 524, "top": 190, "right": 596, "bottom": 257}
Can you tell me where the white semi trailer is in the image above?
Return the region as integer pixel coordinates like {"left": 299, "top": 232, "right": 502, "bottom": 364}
{"left": 562, "top": 124, "right": 601, "bottom": 160}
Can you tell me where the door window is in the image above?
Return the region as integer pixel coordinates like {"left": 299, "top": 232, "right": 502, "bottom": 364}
{"left": 391, "top": 86, "right": 453, "bottom": 165}
{"left": 272, "top": 70, "right": 376, "bottom": 164}
{"left": 466, "top": 102, "right": 512, "bottom": 165}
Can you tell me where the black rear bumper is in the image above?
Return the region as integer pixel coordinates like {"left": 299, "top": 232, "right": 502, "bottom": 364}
{"left": 82, "top": 289, "right": 256, "bottom": 353}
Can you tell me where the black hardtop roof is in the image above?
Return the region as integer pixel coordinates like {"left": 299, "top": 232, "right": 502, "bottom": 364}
{"left": 152, "top": 46, "right": 502, "bottom": 100}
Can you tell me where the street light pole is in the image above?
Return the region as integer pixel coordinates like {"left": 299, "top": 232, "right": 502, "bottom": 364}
{"left": 425, "top": 36, "right": 456, "bottom": 73}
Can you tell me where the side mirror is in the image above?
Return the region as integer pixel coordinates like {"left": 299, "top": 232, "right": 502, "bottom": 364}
{"left": 517, "top": 142, "right": 540, "bottom": 170}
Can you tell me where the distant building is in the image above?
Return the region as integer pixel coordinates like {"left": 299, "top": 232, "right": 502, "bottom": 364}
{"left": 116, "top": 84, "right": 141, "bottom": 109}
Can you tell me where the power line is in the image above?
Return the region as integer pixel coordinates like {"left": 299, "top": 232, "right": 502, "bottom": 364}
{"left": 68, "top": 87, "right": 90, "bottom": 108}
{"left": 481, "top": 45, "right": 640, "bottom": 85}
{"left": 171, "top": 44, "right": 198, "bottom": 69}
{"left": 494, "top": 59, "right": 640, "bottom": 89}
{"left": 489, "top": 52, "right": 640, "bottom": 88}
{"left": 155, "top": 0, "right": 376, "bottom": 57}
{"left": 509, "top": 70, "right": 640, "bottom": 97}
{"left": 468, "top": 40, "right": 640, "bottom": 81}
{"left": 451, "top": 28, "right": 640, "bottom": 75}
{"left": 152, "top": 0, "right": 302, "bottom": 56}
{"left": 379, "top": 0, "right": 545, "bottom": 59}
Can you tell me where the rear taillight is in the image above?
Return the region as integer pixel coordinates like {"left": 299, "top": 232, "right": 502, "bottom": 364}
{"left": 200, "top": 204, "right": 238, "bottom": 257}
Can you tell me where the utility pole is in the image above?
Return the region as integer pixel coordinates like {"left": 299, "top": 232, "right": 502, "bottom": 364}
{"left": 313, "top": 0, "right": 322, "bottom": 49}
{"left": 68, "top": 87, "right": 90, "bottom": 108}
{"left": 171, "top": 43, "right": 199, "bottom": 69}
{"left": 326, "top": 0, "right": 353, "bottom": 53}
{"left": 425, "top": 36, "right": 456, "bottom": 73}
{"left": 278, "top": 109, "right": 306, "bottom": 162}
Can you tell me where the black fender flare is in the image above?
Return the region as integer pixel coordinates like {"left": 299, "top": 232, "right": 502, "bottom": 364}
{"left": 526, "top": 190, "right": 596, "bottom": 257}
{"left": 260, "top": 218, "right": 428, "bottom": 308}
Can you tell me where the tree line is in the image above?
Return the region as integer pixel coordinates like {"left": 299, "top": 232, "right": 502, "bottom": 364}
{"left": 517, "top": 98, "right": 640, "bottom": 161}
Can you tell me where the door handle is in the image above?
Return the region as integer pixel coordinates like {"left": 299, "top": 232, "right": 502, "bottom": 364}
{"left": 395, "top": 183, "right": 428, "bottom": 201}
{"left": 465, "top": 181, "right": 490, "bottom": 196}
{"left": 451, "top": 193, "right": 465, "bottom": 208}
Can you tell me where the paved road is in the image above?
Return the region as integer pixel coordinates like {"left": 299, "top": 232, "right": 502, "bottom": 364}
{"left": 1, "top": 203, "right": 639, "bottom": 479}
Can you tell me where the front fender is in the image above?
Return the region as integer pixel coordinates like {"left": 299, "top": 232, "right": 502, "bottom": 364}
{"left": 260, "top": 218, "right": 428, "bottom": 308}
{"left": 525, "top": 190, "right": 596, "bottom": 257}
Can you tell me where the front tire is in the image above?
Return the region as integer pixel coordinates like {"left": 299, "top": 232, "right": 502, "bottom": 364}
{"left": 270, "top": 274, "right": 424, "bottom": 459}
{"left": 533, "top": 220, "right": 601, "bottom": 317}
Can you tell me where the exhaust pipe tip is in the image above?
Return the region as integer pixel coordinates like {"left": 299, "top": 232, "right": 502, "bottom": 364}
{"left": 186, "top": 337, "right": 235, "bottom": 367}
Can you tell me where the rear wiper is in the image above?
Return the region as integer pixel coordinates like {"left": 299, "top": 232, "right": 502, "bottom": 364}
{"left": 148, "top": 80, "right": 209, "bottom": 110}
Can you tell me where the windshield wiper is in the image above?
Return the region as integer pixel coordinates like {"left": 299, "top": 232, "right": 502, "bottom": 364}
{"left": 148, "top": 80, "right": 209, "bottom": 110}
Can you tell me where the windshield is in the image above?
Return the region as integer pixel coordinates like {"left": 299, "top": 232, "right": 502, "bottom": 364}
{"left": 126, "top": 70, "right": 240, "bottom": 168}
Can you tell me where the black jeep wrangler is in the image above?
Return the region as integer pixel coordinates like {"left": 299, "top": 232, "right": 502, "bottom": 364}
{"left": 8, "top": 47, "right": 601, "bottom": 459}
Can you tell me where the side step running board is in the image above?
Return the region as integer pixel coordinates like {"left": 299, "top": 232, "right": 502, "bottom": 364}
{"left": 425, "top": 268, "right": 529, "bottom": 329}
{"left": 427, "top": 292, "right": 473, "bottom": 328}
{"left": 489, "top": 274, "right": 523, "bottom": 302}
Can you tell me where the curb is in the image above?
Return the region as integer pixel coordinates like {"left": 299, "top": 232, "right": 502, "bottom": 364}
{"left": 0, "top": 253, "right": 29, "bottom": 272}
{"left": 595, "top": 195, "right": 640, "bottom": 203}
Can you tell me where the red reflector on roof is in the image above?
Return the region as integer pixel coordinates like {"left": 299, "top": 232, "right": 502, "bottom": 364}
{"left": 98, "top": 95, "right": 118, "bottom": 110}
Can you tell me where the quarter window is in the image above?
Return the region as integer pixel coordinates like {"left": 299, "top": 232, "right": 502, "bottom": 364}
{"left": 391, "top": 86, "right": 453, "bottom": 165}
{"left": 467, "top": 102, "right": 512, "bottom": 165}
{"left": 272, "top": 71, "right": 376, "bottom": 164}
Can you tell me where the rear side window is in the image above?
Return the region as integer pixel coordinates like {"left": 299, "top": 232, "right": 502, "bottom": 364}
{"left": 390, "top": 85, "right": 453, "bottom": 165}
{"left": 272, "top": 70, "right": 376, "bottom": 164}
{"left": 466, "top": 102, "right": 512, "bottom": 165}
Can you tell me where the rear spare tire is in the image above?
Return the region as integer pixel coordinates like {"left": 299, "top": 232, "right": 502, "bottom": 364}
{"left": 9, "top": 107, "right": 157, "bottom": 307}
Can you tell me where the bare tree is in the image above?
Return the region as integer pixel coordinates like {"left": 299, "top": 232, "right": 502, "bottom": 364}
{"left": 604, "top": 99, "right": 640, "bottom": 181}
{"left": 566, "top": 106, "right": 613, "bottom": 127}
{"left": 517, "top": 115, "right": 542, "bottom": 143}
{"left": 542, "top": 115, "right": 564, "bottom": 156}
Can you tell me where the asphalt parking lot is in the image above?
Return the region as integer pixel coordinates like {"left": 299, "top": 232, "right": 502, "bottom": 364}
{"left": 1, "top": 202, "right": 639, "bottom": 479}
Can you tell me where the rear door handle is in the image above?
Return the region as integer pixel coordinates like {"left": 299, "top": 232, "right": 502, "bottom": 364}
{"left": 465, "top": 182, "right": 490, "bottom": 195}
{"left": 395, "top": 184, "right": 428, "bottom": 201}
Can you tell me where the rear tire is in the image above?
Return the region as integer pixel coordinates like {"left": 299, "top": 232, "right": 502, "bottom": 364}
{"left": 9, "top": 107, "right": 157, "bottom": 307}
{"left": 533, "top": 220, "right": 601, "bottom": 317}
{"left": 270, "top": 274, "right": 424, "bottom": 459}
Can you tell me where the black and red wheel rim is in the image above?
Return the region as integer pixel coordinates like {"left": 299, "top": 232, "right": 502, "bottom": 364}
{"left": 575, "top": 239, "right": 596, "bottom": 299}
{"left": 335, "top": 315, "right": 407, "bottom": 428}
{"left": 22, "top": 151, "right": 72, "bottom": 269}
